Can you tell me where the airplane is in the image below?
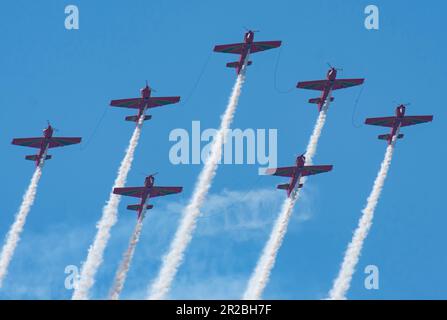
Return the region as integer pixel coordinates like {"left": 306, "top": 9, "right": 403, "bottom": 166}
{"left": 110, "top": 82, "right": 180, "bottom": 123}
{"left": 113, "top": 174, "right": 183, "bottom": 220}
{"left": 296, "top": 66, "right": 365, "bottom": 112}
{"left": 213, "top": 30, "right": 282, "bottom": 74}
{"left": 264, "top": 154, "right": 333, "bottom": 198}
{"left": 365, "top": 104, "right": 434, "bottom": 145}
{"left": 11, "top": 123, "right": 82, "bottom": 167}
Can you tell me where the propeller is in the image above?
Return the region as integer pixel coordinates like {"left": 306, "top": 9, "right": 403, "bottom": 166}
{"left": 327, "top": 63, "right": 343, "bottom": 71}
{"left": 392, "top": 100, "right": 411, "bottom": 107}
{"left": 46, "top": 120, "right": 58, "bottom": 132}
{"left": 145, "top": 80, "right": 156, "bottom": 92}
{"left": 141, "top": 171, "right": 158, "bottom": 177}
{"left": 244, "top": 27, "right": 260, "bottom": 33}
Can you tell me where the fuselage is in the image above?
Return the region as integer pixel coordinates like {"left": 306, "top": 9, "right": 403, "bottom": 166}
{"left": 287, "top": 155, "right": 306, "bottom": 197}
{"left": 136, "top": 85, "right": 152, "bottom": 121}
{"left": 34, "top": 125, "right": 53, "bottom": 166}
{"left": 236, "top": 31, "right": 255, "bottom": 74}
{"left": 317, "top": 67, "right": 338, "bottom": 111}
{"left": 137, "top": 175, "right": 155, "bottom": 219}
{"left": 387, "top": 105, "right": 406, "bottom": 145}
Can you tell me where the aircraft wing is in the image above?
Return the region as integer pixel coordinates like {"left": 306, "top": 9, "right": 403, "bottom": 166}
{"left": 301, "top": 165, "right": 333, "bottom": 176}
{"left": 149, "top": 186, "right": 183, "bottom": 197}
{"left": 296, "top": 80, "right": 329, "bottom": 91}
{"left": 331, "top": 78, "right": 365, "bottom": 90}
{"left": 264, "top": 166, "right": 295, "bottom": 177}
{"left": 148, "top": 96, "right": 181, "bottom": 108}
{"left": 47, "top": 137, "right": 81, "bottom": 148}
{"left": 365, "top": 117, "right": 396, "bottom": 127}
{"left": 250, "top": 41, "right": 282, "bottom": 53}
{"left": 113, "top": 187, "right": 146, "bottom": 198}
{"left": 11, "top": 137, "right": 44, "bottom": 148}
{"left": 110, "top": 98, "right": 142, "bottom": 109}
{"left": 213, "top": 43, "right": 245, "bottom": 54}
{"left": 400, "top": 115, "right": 433, "bottom": 127}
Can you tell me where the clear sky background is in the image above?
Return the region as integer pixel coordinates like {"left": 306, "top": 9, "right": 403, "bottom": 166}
{"left": 0, "top": 0, "right": 445, "bottom": 299}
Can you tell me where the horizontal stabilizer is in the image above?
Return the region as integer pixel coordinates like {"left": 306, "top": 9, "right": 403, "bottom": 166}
{"left": 308, "top": 97, "right": 334, "bottom": 104}
{"left": 226, "top": 61, "right": 252, "bottom": 68}
{"left": 25, "top": 155, "right": 37, "bottom": 161}
{"left": 25, "top": 155, "right": 52, "bottom": 161}
{"left": 378, "top": 133, "right": 404, "bottom": 141}
{"left": 125, "top": 115, "right": 152, "bottom": 122}
{"left": 127, "top": 204, "right": 154, "bottom": 211}
{"left": 127, "top": 204, "right": 140, "bottom": 211}
{"left": 277, "top": 183, "right": 290, "bottom": 190}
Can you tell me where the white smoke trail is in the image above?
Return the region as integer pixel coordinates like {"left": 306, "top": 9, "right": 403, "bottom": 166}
{"left": 147, "top": 66, "right": 248, "bottom": 300}
{"left": 109, "top": 218, "right": 144, "bottom": 300}
{"left": 328, "top": 141, "right": 396, "bottom": 300}
{"left": 304, "top": 107, "right": 328, "bottom": 164}
{"left": 0, "top": 164, "right": 44, "bottom": 288}
{"left": 73, "top": 119, "right": 143, "bottom": 300}
{"left": 243, "top": 101, "right": 330, "bottom": 300}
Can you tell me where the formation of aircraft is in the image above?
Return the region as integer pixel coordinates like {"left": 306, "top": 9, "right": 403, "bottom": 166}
{"left": 264, "top": 155, "right": 333, "bottom": 198}
{"left": 113, "top": 174, "right": 183, "bottom": 220}
{"left": 3, "top": 29, "right": 437, "bottom": 301}
{"left": 9, "top": 30, "right": 435, "bottom": 228}
{"left": 213, "top": 30, "right": 282, "bottom": 74}
{"left": 365, "top": 104, "right": 434, "bottom": 145}
{"left": 297, "top": 66, "right": 364, "bottom": 112}
{"left": 11, "top": 123, "right": 81, "bottom": 166}
{"left": 110, "top": 82, "right": 180, "bottom": 123}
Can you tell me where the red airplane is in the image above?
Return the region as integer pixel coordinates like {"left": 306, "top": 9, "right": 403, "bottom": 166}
{"left": 213, "top": 30, "right": 282, "bottom": 74}
{"left": 297, "top": 67, "right": 364, "bottom": 112}
{"left": 113, "top": 174, "right": 183, "bottom": 220}
{"left": 110, "top": 82, "right": 180, "bottom": 123}
{"left": 365, "top": 104, "right": 433, "bottom": 145}
{"left": 11, "top": 123, "right": 82, "bottom": 167}
{"left": 265, "top": 155, "right": 333, "bottom": 198}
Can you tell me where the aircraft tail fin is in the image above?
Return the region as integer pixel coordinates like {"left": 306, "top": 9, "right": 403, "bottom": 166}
{"left": 308, "top": 97, "right": 334, "bottom": 104}
{"left": 25, "top": 155, "right": 52, "bottom": 161}
{"left": 125, "top": 115, "right": 152, "bottom": 122}
{"left": 226, "top": 61, "right": 252, "bottom": 68}
{"left": 378, "top": 133, "right": 404, "bottom": 141}
{"left": 277, "top": 183, "right": 290, "bottom": 190}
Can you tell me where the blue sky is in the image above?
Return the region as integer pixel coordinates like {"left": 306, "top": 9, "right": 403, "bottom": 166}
{"left": 0, "top": 0, "right": 445, "bottom": 299}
